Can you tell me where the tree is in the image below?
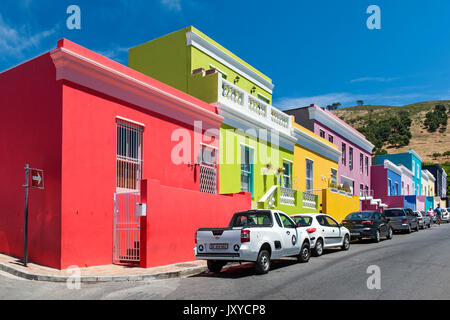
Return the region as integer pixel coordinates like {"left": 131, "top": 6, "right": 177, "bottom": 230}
{"left": 326, "top": 102, "right": 341, "bottom": 111}
{"left": 432, "top": 153, "right": 442, "bottom": 160}
{"left": 357, "top": 100, "right": 364, "bottom": 106}
{"left": 443, "top": 151, "right": 450, "bottom": 158}
{"left": 424, "top": 104, "right": 448, "bottom": 132}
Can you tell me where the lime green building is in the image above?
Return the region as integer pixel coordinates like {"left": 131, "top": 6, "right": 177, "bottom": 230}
{"left": 129, "top": 26, "right": 321, "bottom": 214}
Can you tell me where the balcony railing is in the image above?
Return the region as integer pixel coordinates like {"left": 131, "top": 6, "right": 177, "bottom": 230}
{"left": 360, "top": 189, "right": 374, "bottom": 199}
{"left": 302, "top": 192, "right": 318, "bottom": 209}
{"left": 280, "top": 187, "right": 296, "bottom": 206}
{"left": 219, "top": 78, "right": 292, "bottom": 133}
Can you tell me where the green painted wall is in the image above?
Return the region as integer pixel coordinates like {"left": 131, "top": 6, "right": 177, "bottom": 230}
{"left": 129, "top": 27, "right": 191, "bottom": 93}
{"left": 219, "top": 124, "right": 318, "bottom": 214}
{"left": 128, "top": 26, "right": 319, "bottom": 215}
{"left": 129, "top": 26, "right": 273, "bottom": 105}
{"left": 189, "top": 46, "right": 272, "bottom": 103}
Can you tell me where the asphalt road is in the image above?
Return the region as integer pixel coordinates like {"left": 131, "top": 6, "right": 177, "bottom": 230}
{"left": 1, "top": 223, "right": 450, "bottom": 300}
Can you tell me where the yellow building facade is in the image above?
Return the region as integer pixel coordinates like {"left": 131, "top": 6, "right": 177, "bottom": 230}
{"left": 291, "top": 122, "right": 361, "bottom": 221}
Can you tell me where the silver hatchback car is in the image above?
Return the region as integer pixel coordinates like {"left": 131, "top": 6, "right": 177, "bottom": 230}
{"left": 416, "top": 211, "right": 431, "bottom": 229}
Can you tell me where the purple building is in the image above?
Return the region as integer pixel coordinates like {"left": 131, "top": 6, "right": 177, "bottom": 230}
{"left": 285, "top": 104, "right": 375, "bottom": 198}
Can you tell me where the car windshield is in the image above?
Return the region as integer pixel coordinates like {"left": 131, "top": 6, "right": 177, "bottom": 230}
{"left": 292, "top": 216, "right": 313, "bottom": 227}
{"left": 384, "top": 209, "right": 405, "bottom": 217}
{"left": 345, "top": 212, "right": 374, "bottom": 220}
{"left": 230, "top": 211, "right": 273, "bottom": 228}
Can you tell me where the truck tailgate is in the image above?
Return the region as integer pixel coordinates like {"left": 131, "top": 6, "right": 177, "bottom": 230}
{"left": 196, "top": 228, "right": 242, "bottom": 256}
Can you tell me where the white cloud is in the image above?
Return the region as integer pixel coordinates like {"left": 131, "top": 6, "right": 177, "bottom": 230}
{"left": 160, "top": 0, "right": 182, "bottom": 11}
{"left": 98, "top": 46, "right": 129, "bottom": 64}
{"left": 0, "top": 14, "right": 57, "bottom": 60}
{"left": 350, "top": 77, "right": 400, "bottom": 83}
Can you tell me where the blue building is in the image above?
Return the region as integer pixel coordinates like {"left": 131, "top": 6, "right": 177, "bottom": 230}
{"left": 374, "top": 149, "right": 422, "bottom": 196}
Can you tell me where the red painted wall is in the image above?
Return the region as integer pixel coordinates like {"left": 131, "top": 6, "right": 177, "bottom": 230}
{"left": 0, "top": 54, "right": 63, "bottom": 269}
{"left": 1, "top": 40, "right": 250, "bottom": 270}
{"left": 59, "top": 81, "right": 247, "bottom": 269}
{"left": 141, "top": 179, "right": 250, "bottom": 268}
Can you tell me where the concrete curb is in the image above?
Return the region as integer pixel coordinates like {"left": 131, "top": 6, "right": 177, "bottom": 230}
{"left": 0, "top": 262, "right": 208, "bottom": 283}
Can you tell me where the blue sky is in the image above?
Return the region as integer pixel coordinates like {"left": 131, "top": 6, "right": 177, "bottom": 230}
{"left": 1, "top": 0, "right": 449, "bottom": 109}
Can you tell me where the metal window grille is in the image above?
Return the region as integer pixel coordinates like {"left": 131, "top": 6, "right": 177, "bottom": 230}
{"left": 116, "top": 121, "right": 143, "bottom": 192}
{"left": 200, "top": 165, "right": 217, "bottom": 194}
{"left": 200, "top": 145, "right": 217, "bottom": 194}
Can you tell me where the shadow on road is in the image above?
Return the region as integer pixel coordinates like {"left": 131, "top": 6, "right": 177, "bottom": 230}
{"left": 191, "top": 259, "right": 300, "bottom": 279}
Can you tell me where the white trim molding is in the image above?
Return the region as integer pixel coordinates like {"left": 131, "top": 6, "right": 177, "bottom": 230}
{"left": 293, "top": 127, "right": 341, "bottom": 163}
{"left": 116, "top": 116, "right": 145, "bottom": 127}
{"left": 307, "top": 106, "right": 375, "bottom": 153}
{"left": 186, "top": 30, "right": 274, "bottom": 94}
{"left": 399, "top": 164, "right": 413, "bottom": 178}
{"left": 408, "top": 149, "right": 422, "bottom": 162}
{"left": 384, "top": 160, "right": 402, "bottom": 176}
{"left": 50, "top": 47, "right": 224, "bottom": 129}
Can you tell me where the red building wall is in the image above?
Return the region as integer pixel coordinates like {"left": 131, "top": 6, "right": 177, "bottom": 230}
{"left": 142, "top": 180, "right": 250, "bottom": 268}
{"left": 0, "top": 54, "right": 63, "bottom": 268}
{"left": 59, "top": 81, "right": 232, "bottom": 268}
{"left": 1, "top": 39, "right": 251, "bottom": 270}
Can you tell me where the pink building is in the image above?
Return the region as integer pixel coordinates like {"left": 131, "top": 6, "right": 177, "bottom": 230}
{"left": 399, "top": 165, "right": 415, "bottom": 195}
{"left": 286, "top": 104, "right": 374, "bottom": 197}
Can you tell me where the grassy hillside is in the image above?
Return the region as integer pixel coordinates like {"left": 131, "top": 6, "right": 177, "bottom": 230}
{"left": 332, "top": 100, "right": 450, "bottom": 163}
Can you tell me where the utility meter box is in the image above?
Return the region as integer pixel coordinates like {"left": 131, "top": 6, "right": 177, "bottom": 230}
{"left": 136, "top": 203, "right": 147, "bottom": 217}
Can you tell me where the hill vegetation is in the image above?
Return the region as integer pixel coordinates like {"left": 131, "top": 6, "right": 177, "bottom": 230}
{"left": 331, "top": 100, "right": 450, "bottom": 163}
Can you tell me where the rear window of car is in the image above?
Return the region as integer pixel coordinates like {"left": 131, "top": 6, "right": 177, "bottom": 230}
{"left": 292, "top": 216, "right": 313, "bottom": 227}
{"left": 345, "top": 212, "right": 374, "bottom": 220}
{"left": 230, "top": 211, "right": 273, "bottom": 228}
{"left": 384, "top": 209, "right": 405, "bottom": 217}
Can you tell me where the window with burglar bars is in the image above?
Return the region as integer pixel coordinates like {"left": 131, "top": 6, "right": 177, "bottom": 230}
{"left": 200, "top": 145, "right": 217, "bottom": 194}
{"left": 116, "top": 120, "right": 143, "bottom": 191}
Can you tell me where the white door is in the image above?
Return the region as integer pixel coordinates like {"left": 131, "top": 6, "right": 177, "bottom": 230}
{"left": 279, "top": 213, "right": 299, "bottom": 255}
{"left": 316, "top": 215, "right": 341, "bottom": 247}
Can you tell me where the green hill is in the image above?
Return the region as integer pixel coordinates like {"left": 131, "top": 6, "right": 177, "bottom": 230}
{"left": 331, "top": 100, "right": 450, "bottom": 163}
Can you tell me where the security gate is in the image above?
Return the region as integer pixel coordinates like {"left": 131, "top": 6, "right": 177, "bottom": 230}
{"left": 113, "top": 120, "right": 143, "bottom": 265}
{"left": 113, "top": 191, "right": 141, "bottom": 264}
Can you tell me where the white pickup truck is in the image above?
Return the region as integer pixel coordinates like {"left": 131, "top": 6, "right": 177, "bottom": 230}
{"left": 194, "top": 209, "right": 311, "bottom": 274}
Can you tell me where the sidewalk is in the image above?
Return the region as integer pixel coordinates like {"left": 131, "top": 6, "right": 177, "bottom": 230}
{"left": 0, "top": 253, "right": 208, "bottom": 283}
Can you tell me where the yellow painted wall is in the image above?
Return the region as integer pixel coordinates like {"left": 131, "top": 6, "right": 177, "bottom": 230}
{"left": 322, "top": 189, "right": 361, "bottom": 222}
{"left": 292, "top": 123, "right": 339, "bottom": 193}
{"left": 427, "top": 179, "right": 435, "bottom": 196}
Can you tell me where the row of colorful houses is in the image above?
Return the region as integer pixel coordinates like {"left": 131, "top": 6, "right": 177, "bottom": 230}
{"left": 0, "top": 27, "right": 446, "bottom": 270}
{"left": 362, "top": 149, "right": 448, "bottom": 212}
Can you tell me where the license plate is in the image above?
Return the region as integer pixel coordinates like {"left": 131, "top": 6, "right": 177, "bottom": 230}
{"left": 209, "top": 243, "right": 228, "bottom": 250}
{"left": 351, "top": 232, "right": 360, "bottom": 236}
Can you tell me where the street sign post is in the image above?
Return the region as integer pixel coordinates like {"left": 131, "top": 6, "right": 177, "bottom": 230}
{"left": 23, "top": 164, "right": 44, "bottom": 267}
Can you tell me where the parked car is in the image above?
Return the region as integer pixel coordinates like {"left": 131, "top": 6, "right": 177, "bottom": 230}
{"left": 383, "top": 208, "right": 419, "bottom": 233}
{"left": 441, "top": 208, "right": 450, "bottom": 223}
{"left": 291, "top": 213, "right": 351, "bottom": 257}
{"left": 194, "top": 209, "right": 311, "bottom": 274}
{"left": 418, "top": 211, "right": 432, "bottom": 229}
{"left": 341, "top": 211, "right": 393, "bottom": 242}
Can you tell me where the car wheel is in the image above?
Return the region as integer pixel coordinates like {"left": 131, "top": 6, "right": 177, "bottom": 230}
{"left": 373, "top": 230, "right": 381, "bottom": 243}
{"left": 254, "top": 250, "right": 271, "bottom": 275}
{"left": 342, "top": 235, "right": 350, "bottom": 251}
{"left": 386, "top": 227, "right": 393, "bottom": 240}
{"left": 207, "top": 260, "right": 225, "bottom": 273}
{"left": 312, "top": 238, "right": 323, "bottom": 257}
{"left": 297, "top": 241, "right": 311, "bottom": 263}
{"left": 406, "top": 224, "right": 411, "bottom": 234}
